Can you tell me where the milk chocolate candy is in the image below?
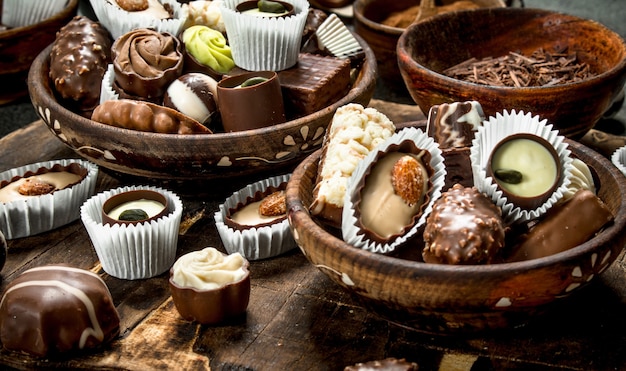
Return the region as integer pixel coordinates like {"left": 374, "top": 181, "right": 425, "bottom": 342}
{"left": 423, "top": 184, "right": 506, "bottom": 265}
{"left": 0, "top": 265, "right": 120, "bottom": 357}
{"left": 112, "top": 29, "right": 183, "bottom": 100}
{"left": 426, "top": 101, "right": 484, "bottom": 149}
{"left": 92, "top": 99, "right": 212, "bottom": 134}
{"left": 49, "top": 16, "right": 112, "bottom": 113}
{"left": 163, "top": 73, "right": 219, "bottom": 126}
{"left": 508, "top": 189, "right": 613, "bottom": 262}
{"left": 277, "top": 53, "right": 351, "bottom": 119}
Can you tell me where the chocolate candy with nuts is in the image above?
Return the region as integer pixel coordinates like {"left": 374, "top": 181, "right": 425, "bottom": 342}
{"left": 49, "top": 16, "right": 112, "bottom": 114}
{"left": 423, "top": 184, "right": 506, "bottom": 264}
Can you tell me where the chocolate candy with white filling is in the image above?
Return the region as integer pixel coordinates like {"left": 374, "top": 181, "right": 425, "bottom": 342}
{"left": 0, "top": 265, "right": 120, "bottom": 357}
{"left": 163, "top": 73, "right": 219, "bottom": 125}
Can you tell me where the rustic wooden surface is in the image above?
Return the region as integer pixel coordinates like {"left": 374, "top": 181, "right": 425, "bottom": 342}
{"left": 1, "top": 104, "right": 626, "bottom": 370}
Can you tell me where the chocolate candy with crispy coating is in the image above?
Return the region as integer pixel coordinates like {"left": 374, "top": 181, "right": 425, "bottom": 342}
{"left": 49, "top": 16, "right": 112, "bottom": 113}
{"left": 423, "top": 184, "right": 506, "bottom": 264}
{"left": 92, "top": 99, "right": 212, "bottom": 134}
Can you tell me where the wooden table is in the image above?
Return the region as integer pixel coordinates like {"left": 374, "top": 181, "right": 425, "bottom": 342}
{"left": 1, "top": 101, "right": 626, "bottom": 371}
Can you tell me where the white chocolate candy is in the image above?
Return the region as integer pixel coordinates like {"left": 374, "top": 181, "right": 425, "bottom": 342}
{"left": 171, "top": 247, "right": 247, "bottom": 290}
{"left": 491, "top": 138, "right": 558, "bottom": 197}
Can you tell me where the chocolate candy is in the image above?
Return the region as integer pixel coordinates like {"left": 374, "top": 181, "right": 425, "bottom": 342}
{"left": 277, "top": 53, "right": 351, "bottom": 119}
{"left": 112, "top": 29, "right": 183, "bottom": 101}
{"left": 507, "top": 189, "right": 613, "bottom": 262}
{"left": 163, "top": 73, "right": 218, "bottom": 125}
{"left": 49, "top": 16, "right": 112, "bottom": 113}
{"left": 423, "top": 184, "right": 506, "bottom": 264}
{"left": 92, "top": 99, "right": 212, "bottom": 134}
{"left": 0, "top": 265, "right": 120, "bottom": 357}
{"left": 488, "top": 133, "right": 561, "bottom": 210}
{"left": 357, "top": 147, "right": 431, "bottom": 242}
{"left": 426, "top": 100, "right": 484, "bottom": 149}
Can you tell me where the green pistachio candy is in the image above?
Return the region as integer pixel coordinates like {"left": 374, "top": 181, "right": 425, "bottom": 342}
{"left": 118, "top": 209, "right": 150, "bottom": 221}
{"left": 182, "top": 25, "right": 235, "bottom": 74}
{"left": 494, "top": 169, "right": 523, "bottom": 184}
{"left": 239, "top": 76, "right": 269, "bottom": 87}
{"left": 257, "top": 0, "right": 286, "bottom": 13}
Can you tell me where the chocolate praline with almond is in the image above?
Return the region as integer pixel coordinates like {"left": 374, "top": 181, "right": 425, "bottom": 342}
{"left": 354, "top": 140, "right": 433, "bottom": 244}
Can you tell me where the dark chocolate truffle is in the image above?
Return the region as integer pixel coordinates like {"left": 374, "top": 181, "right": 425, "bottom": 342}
{"left": 0, "top": 265, "right": 120, "bottom": 357}
{"left": 423, "top": 184, "right": 506, "bottom": 265}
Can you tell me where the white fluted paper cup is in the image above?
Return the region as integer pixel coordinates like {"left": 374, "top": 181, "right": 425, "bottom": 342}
{"left": 214, "top": 174, "right": 296, "bottom": 260}
{"left": 611, "top": 145, "right": 626, "bottom": 177}
{"left": 99, "top": 64, "right": 119, "bottom": 103}
{"left": 220, "top": 0, "right": 309, "bottom": 71}
{"left": 89, "top": 0, "right": 188, "bottom": 39}
{"left": 342, "top": 127, "right": 446, "bottom": 254}
{"left": 80, "top": 185, "right": 183, "bottom": 280}
{"left": 0, "top": 159, "right": 98, "bottom": 240}
{"left": 470, "top": 110, "right": 573, "bottom": 224}
{"left": 1, "top": 0, "right": 68, "bottom": 28}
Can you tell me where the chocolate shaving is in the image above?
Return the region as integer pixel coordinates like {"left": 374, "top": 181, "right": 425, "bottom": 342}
{"left": 443, "top": 48, "right": 596, "bottom": 87}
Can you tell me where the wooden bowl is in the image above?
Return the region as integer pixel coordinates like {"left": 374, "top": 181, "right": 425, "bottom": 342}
{"left": 27, "top": 35, "right": 376, "bottom": 181}
{"left": 0, "top": 0, "right": 78, "bottom": 105}
{"left": 285, "top": 125, "right": 626, "bottom": 333}
{"left": 397, "top": 8, "right": 626, "bottom": 139}
{"left": 354, "top": 0, "right": 505, "bottom": 93}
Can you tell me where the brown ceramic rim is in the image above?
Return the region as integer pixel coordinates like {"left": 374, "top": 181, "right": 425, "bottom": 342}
{"left": 487, "top": 133, "right": 562, "bottom": 210}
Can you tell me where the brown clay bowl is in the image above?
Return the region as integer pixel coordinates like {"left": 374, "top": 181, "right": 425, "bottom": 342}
{"left": 397, "top": 7, "right": 626, "bottom": 139}
{"left": 0, "top": 0, "right": 78, "bottom": 105}
{"left": 353, "top": 0, "right": 505, "bottom": 92}
{"left": 27, "top": 34, "right": 376, "bottom": 181}
{"left": 285, "top": 123, "right": 626, "bottom": 333}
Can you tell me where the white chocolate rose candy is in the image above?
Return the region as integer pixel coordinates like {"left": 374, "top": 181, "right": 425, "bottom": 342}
{"left": 171, "top": 247, "right": 247, "bottom": 290}
{"left": 169, "top": 247, "right": 251, "bottom": 324}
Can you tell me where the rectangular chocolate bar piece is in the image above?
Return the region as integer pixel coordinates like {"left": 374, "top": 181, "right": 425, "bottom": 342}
{"left": 277, "top": 53, "right": 352, "bottom": 119}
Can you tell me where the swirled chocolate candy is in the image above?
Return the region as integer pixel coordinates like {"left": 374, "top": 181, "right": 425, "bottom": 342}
{"left": 423, "top": 184, "right": 506, "bottom": 264}
{"left": 49, "top": 16, "right": 112, "bottom": 114}
{"left": 163, "top": 73, "right": 219, "bottom": 126}
{"left": 426, "top": 101, "right": 484, "bottom": 149}
{"left": 0, "top": 265, "right": 120, "bottom": 357}
{"left": 426, "top": 101, "right": 485, "bottom": 189}
{"left": 92, "top": 99, "right": 212, "bottom": 134}
{"left": 112, "top": 29, "right": 183, "bottom": 101}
